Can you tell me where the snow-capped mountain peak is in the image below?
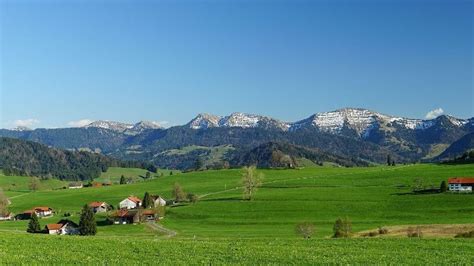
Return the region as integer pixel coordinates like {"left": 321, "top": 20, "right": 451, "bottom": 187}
{"left": 187, "top": 113, "right": 222, "bottom": 129}
{"left": 84, "top": 120, "right": 134, "bottom": 132}
{"left": 188, "top": 112, "right": 290, "bottom": 130}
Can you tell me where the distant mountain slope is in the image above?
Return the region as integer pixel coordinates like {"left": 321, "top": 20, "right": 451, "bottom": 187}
{"left": 0, "top": 108, "right": 472, "bottom": 168}
{"left": 0, "top": 137, "right": 141, "bottom": 181}
{"left": 436, "top": 132, "right": 474, "bottom": 160}
{"left": 231, "top": 142, "right": 370, "bottom": 168}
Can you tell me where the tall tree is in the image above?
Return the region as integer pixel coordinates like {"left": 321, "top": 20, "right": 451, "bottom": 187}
{"left": 241, "top": 166, "right": 263, "bottom": 200}
{"left": 79, "top": 204, "right": 97, "bottom": 236}
{"left": 386, "top": 155, "right": 392, "bottom": 166}
{"left": 172, "top": 183, "right": 186, "bottom": 202}
{"left": 119, "top": 175, "right": 126, "bottom": 185}
{"left": 440, "top": 180, "right": 448, "bottom": 193}
{"left": 143, "top": 192, "right": 154, "bottom": 208}
{"left": 27, "top": 213, "right": 41, "bottom": 233}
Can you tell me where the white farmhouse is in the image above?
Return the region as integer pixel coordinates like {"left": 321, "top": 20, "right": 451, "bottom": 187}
{"left": 46, "top": 220, "right": 79, "bottom": 235}
{"left": 448, "top": 177, "right": 474, "bottom": 193}
{"left": 151, "top": 195, "right": 167, "bottom": 207}
{"left": 119, "top": 196, "right": 142, "bottom": 209}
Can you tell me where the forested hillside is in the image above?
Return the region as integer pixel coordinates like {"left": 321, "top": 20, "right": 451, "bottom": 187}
{"left": 0, "top": 137, "right": 152, "bottom": 181}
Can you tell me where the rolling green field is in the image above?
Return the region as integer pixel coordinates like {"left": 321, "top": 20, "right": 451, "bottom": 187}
{"left": 94, "top": 167, "right": 180, "bottom": 183}
{"left": 1, "top": 164, "right": 473, "bottom": 263}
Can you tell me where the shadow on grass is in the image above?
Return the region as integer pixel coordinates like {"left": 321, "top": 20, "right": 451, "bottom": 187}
{"left": 392, "top": 188, "right": 441, "bottom": 196}
{"left": 201, "top": 197, "right": 242, "bottom": 202}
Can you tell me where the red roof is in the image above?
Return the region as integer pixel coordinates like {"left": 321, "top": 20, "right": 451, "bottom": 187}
{"left": 448, "top": 177, "right": 474, "bottom": 184}
{"left": 142, "top": 210, "right": 156, "bottom": 215}
{"left": 127, "top": 196, "right": 141, "bottom": 203}
{"left": 46, "top": 224, "right": 64, "bottom": 230}
{"left": 34, "top": 207, "right": 52, "bottom": 212}
{"left": 89, "top": 201, "right": 106, "bottom": 208}
{"left": 112, "top": 209, "right": 135, "bottom": 218}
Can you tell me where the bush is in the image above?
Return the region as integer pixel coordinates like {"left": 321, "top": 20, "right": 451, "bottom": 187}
{"left": 407, "top": 227, "right": 423, "bottom": 238}
{"left": 333, "top": 217, "right": 352, "bottom": 238}
{"left": 455, "top": 230, "right": 474, "bottom": 238}
{"left": 295, "top": 222, "right": 315, "bottom": 239}
{"left": 378, "top": 227, "right": 389, "bottom": 235}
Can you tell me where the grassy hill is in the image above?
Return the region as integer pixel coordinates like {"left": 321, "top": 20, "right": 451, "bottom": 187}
{"left": 0, "top": 164, "right": 473, "bottom": 263}
{"left": 0, "top": 170, "right": 68, "bottom": 192}
{"left": 94, "top": 167, "right": 180, "bottom": 184}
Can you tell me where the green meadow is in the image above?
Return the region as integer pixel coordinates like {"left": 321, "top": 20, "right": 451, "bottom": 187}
{"left": 1, "top": 164, "right": 473, "bottom": 263}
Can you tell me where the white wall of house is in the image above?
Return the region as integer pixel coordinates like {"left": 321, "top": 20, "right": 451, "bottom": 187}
{"left": 119, "top": 199, "right": 139, "bottom": 209}
{"left": 449, "top": 184, "right": 473, "bottom": 192}
{"left": 153, "top": 197, "right": 166, "bottom": 207}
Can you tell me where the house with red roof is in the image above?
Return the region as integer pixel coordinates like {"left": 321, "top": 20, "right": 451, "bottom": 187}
{"left": 0, "top": 212, "right": 13, "bottom": 221}
{"left": 45, "top": 219, "right": 79, "bottom": 235}
{"left": 18, "top": 207, "right": 54, "bottom": 219}
{"left": 448, "top": 177, "right": 474, "bottom": 193}
{"left": 88, "top": 201, "right": 111, "bottom": 213}
{"left": 119, "top": 196, "right": 142, "bottom": 209}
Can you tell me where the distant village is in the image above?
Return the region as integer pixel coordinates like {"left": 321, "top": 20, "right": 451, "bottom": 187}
{"left": 0, "top": 192, "right": 169, "bottom": 236}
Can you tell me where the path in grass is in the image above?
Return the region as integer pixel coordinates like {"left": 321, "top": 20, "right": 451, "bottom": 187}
{"left": 145, "top": 222, "right": 177, "bottom": 238}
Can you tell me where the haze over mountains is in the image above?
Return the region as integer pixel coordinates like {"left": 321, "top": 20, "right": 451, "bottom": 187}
{"left": 1, "top": 108, "right": 473, "bottom": 170}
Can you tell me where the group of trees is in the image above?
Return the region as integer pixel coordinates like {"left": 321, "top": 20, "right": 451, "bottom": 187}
{"left": 171, "top": 183, "right": 199, "bottom": 204}
{"left": 294, "top": 218, "right": 353, "bottom": 239}
{"left": 386, "top": 155, "right": 396, "bottom": 166}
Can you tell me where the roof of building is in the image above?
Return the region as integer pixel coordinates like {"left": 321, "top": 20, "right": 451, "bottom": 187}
{"left": 127, "top": 196, "right": 142, "bottom": 203}
{"left": 46, "top": 224, "right": 64, "bottom": 231}
{"left": 57, "top": 219, "right": 79, "bottom": 227}
{"left": 0, "top": 212, "right": 12, "bottom": 217}
{"left": 89, "top": 201, "right": 106, "bottom": 208}
{"left": 34, "top": 207, "right": 52, "bottom": 212}
{"left": 448, "top": 177, "right": 474, "bottom": 184}
{"left": 112, "top": 209, "right": 137, "bottom": 218}
{"left": 142, "top": 210, "right": 156, "bottom": 215}
{"left": 151, "top": 195, "right": 164, "bottom": 200}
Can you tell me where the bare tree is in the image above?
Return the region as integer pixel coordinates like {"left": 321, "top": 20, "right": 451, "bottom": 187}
{"left": 172, "top": 182, "right": 186, "bottom": 202}
{"left": 0, "top": 188, "right": 10, "bottom": 215}
{"left": 28, "top": 177, "right": 40, "bottom": 192}
{"left": 295, "top": 222, "right": 315, "bottom": 239}
{"left": 241, "top": 166, "right": 263, "bottom": 200}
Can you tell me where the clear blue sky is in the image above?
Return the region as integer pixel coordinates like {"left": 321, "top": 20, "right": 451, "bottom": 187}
{"left": 0, "top": 0, "right": 472, "bottom": 128}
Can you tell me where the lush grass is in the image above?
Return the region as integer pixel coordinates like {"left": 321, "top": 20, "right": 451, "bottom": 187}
{"left": 95, "top": 167, "right": 180, "bottom": 183}
{"left": 1, "top": 164, "right": 474, "bottom": 263}
{"left": 0, "top": 170, "right": 67, "bottom": 192}
{"left": 0, "top": 232, "right": 472, "bottom": 264}
{"left": 2, "top": 164, "right": 473, "bottom": 238}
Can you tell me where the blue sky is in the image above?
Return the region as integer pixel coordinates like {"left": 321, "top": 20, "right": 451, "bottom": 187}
{"left": 0, "top": 0, "right": 472, "bottom": 128}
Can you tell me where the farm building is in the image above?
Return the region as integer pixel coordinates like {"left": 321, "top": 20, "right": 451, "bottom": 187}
{"left": 448, "top": 177, "right": 474, "bottom": 192}
{"left": 45, "top": 219, "right": 79, "bottom": 235}
{"left": 0, "top": 212, "right": 13, "bottom": 221}
{"left": 68, "top": 182, "right": 83, "bottom": 189}
{"left": 111, "top": 209, "right": 139, "bottom": 224}
{"left": 88, "top": 201, "right": 111, "bottom": 213}
{"left": 111, "top": 209, "right": 157, "bottom": 224}
{"left": 119, "top": 196, "right": 142, "bottom": 209}
{"left": 33, "top": 207, "right": 54, "bottom": 217}
{"left": 18, "top": 207, "right": 54, "bottom": 219}
{"left": 151, "top": 195, "right": 167, "bottom": 207}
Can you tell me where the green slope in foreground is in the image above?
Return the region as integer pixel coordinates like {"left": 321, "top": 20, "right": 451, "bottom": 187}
{"left": 0, "top": 164, "right": 473, "bottom": 263}
{"left": 0, "top": 232, "right": 472, "bottom": 264}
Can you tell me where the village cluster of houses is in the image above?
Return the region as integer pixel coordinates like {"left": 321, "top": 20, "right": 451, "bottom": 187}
{"left": 0, "top": 194, "right": 167, "bottom": 235}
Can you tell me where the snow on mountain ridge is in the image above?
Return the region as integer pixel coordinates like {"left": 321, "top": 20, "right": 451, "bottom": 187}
{"left": 188, "top": 112, "right": 290, "bottom": 130}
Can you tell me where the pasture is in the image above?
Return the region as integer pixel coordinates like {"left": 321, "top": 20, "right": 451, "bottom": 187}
{"left": 1, "top": 164, "right": 473, "bottom": 263}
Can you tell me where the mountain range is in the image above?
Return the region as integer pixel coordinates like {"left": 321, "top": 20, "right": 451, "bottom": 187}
{"left": 1, "top": 108, "right": 472, "bottom": 170}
